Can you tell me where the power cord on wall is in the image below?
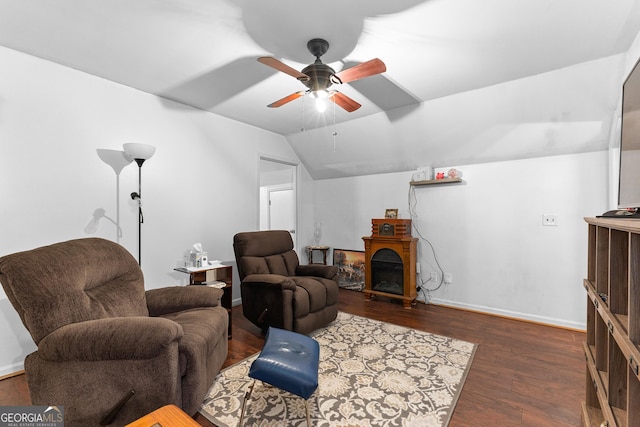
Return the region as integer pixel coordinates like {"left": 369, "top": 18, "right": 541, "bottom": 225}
{"left": 408, "top": 186, "right": 445, "bottom": 302}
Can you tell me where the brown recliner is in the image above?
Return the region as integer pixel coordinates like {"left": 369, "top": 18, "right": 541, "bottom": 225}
{"left": 0, "top": 238, "right": 228, "bottom": 427}
{"left": 233, "top": 230, "right": 339, "bottom": 335}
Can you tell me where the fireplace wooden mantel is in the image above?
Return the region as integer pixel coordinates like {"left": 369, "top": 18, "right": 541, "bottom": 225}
{"left": 363, "top": 219, "right": 417, "bottom": 308}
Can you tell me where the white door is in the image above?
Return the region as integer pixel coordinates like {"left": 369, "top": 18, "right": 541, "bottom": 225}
{"left": 268, "top": 187, "right": 295, "bottom": 233}
{"left": 259, "top": 157, "right": 297, "bottom": 248}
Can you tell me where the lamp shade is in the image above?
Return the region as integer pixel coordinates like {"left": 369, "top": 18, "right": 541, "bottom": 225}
{"left": 123, "top": 143, "right": 155, "bottom": 161}
{"left": 97, "top": 149, "right": 133, "bottom": 175}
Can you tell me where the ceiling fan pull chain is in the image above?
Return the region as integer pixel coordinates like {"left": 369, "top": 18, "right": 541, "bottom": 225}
{"left": 301, "top": 94, "right": 305, "bottom": 132}
{"left": 332, "top": 101, "right": 337, "bottom": 152}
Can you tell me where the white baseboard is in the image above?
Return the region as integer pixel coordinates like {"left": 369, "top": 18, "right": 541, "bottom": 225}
{"left": 0, "top": 362, "right": 25, "bottom": 378}
{"left": 430, "top": 297, "right": 586, "bottom": 331}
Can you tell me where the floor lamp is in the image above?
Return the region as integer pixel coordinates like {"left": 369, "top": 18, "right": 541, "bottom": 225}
{"left": 95, "top": 149, "right": 133, "bottom": 242}
{"left": 123, "top": 143, "right": 156, "bottom": 265}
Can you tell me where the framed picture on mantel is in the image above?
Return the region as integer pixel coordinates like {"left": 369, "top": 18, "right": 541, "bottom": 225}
{"left": 333, "top": 249, "right": 365, "bottom": 291}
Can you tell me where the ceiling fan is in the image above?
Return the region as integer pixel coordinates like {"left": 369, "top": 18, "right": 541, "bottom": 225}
{"left": 258, "top": 38, "right": 386, "bottom": 112}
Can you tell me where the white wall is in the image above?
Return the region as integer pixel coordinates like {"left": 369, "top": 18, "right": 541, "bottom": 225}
{"left": 313, "top": 151, "right": 608, "bottom": 329}
{"left": 0, "top": 46, "right": 306, "bottom": 375}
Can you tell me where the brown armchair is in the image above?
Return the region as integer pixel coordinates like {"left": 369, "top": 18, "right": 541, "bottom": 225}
{"left": 0, "top": 238, "right": 228, "bottom": 427}
{"left": 233, "top": 230, "right": 339, "bottom": 335}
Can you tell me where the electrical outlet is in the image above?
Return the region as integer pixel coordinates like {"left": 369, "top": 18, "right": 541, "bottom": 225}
{"left": 430, "top": 272, "right": 438, "bottom": 282}
{"left": 542, "top": 214, "right": 559, "bottom": 226}
{"left": 444, "top": 273, "right": 452, "bottom": 284}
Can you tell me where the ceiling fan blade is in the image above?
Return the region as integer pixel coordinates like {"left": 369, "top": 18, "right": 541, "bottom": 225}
{"left": 333, "top": 58, "right": 386, "bottom": 84}
{"left": 267, "top": 91, "right": 305, "bottom": 108}
{"left": 258, "top": 57, "right": 309, "bottom": 81}
{"left": 330, "top": 92, "right": 361, "bottom": 112}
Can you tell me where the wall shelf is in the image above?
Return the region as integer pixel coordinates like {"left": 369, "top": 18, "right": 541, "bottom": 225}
{"left": 410, "top": 178, "right": 464, "bottom": 186}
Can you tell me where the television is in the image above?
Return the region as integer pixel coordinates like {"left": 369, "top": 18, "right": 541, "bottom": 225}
{"left": 603, "top": 56, "right": 640, "bottom": 218}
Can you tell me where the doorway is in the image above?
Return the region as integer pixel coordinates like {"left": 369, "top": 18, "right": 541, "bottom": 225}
{"left": 259, "top": 157, "right": 297, "bottom": 249}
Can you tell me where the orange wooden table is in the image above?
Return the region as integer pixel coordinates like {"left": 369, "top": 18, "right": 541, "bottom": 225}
{"left": 125, "top": 404, "right": 200, "bottom": 427}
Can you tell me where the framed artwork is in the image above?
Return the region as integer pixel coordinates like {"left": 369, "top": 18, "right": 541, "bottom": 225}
{"left": 333, "top": 249, "right": 365, "bottom": 291}
{"left": 385, "top": 209, "right": 398, "bottom": 219}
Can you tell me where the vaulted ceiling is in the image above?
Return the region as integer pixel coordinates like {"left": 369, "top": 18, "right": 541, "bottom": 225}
{"left": 1, "top": 0, "right": 639, "bottom": 179}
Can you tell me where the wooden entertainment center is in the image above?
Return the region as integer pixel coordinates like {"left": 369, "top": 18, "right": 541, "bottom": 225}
{"left": 582, "top": 217, "right": 640, "bottom": 426}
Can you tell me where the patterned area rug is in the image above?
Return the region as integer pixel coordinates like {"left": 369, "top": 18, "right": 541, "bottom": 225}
{"left": 199, "top": 312, "right": 476, "bottom": 426}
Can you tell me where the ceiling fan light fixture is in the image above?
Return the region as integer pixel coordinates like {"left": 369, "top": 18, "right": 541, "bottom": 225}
{"left": 310, "top": 90, "right": 328, "bottom": 100}
{"left": 311, "top": 90, "right": 329, "bottom": 113}
{"left": 315, "top": 98, "right": 327, "bottom": 113}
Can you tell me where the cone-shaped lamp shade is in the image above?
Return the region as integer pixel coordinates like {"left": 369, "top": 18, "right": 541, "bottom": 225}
{"left": 97, "top": 149, "right": 133, "bottom": 175}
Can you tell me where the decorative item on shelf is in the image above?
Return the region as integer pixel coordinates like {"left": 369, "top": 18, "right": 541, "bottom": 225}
{"left": 411, "top": 170, "right": 426, "bottom": 182}
{"left": 447, "top": 168, "right": 463, "bottom": 179}
{"left": 122, "top": 142, "right": 155, "bottom": 266}
{"left": 411, "top": 166, "right": 433, "bottom": 182}
{"left": 384, "top": 209, "right": 398, "bottom": 219}
{"left": 435, "top": 172, "right": 446, "bottom": 179}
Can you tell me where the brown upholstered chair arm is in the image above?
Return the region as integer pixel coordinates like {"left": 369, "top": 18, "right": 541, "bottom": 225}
{"left": 242, "top": 274, "right": 297, "bottom": 291}
{"left": 296, "top": 264, "right": 339, "bottom": 280}
{"left": 37, "top": 317, "right": 183, "bottom": 361}
{"left": 145, "top": 286, "right": 222, "bottom": 316}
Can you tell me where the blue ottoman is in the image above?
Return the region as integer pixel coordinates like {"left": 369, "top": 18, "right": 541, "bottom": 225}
{"left": 239, "top": 327, "right": 320, "bottom": 426}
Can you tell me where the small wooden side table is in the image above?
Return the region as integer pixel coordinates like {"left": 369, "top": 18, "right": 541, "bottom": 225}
{"left": 125, "top": 404, "right": 199, "bottom": 427}
{"left": 306, "top": 246, "right": 330, "bottom": 265}
{"left": 174, "top": 264, "right": 233, "bottom": 339}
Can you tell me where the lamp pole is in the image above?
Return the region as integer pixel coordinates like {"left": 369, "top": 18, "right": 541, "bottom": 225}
{"left": 123, "top": 143, "right": 155, "bottom": 267}
{"left": 134, "top": 159, "right": 144, "bottom": 265}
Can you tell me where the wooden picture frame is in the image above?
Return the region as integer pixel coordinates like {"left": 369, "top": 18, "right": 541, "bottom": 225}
{"left": 333, "top": 249, "right": 365, "bottom": 291}
{"left": 385, "top": 209, "right": 398, "bottom": 219}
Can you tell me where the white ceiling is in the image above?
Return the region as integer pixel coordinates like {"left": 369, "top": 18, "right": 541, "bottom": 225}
{"left": 0, "top": 0, "right": 639, "bottom": 179}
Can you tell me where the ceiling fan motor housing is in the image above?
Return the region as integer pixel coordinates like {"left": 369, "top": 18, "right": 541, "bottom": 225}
{"left": 301, "top": 61, "right": 335, "bottom": 91}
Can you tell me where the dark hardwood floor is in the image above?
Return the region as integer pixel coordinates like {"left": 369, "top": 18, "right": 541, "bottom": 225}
{"left": 0, "top": 289, "right": 585, "bottom": 426}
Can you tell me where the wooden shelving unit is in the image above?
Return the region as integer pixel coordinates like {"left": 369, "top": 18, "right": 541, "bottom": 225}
{"left": 583, "top": 217, "right": 640, "bottom": 427}
{"left": 410, "top": 177, "right": 464, "bottom": 186}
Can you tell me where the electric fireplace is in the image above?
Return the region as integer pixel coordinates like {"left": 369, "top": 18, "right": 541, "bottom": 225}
{"left": 363, "top": 219, "right": 417, "bottom": 308}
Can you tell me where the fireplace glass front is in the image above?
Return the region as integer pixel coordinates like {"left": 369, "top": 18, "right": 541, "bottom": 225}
{"left": 370, "top": 248, "right": 403, "bottom": 295}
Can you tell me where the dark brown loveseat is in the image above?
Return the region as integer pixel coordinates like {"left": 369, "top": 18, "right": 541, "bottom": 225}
{"left": 233, "top": 230, "right": 339, "bottom": 334}
{"left": 0, "top": 238, "right": 228, "bottom": 427}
